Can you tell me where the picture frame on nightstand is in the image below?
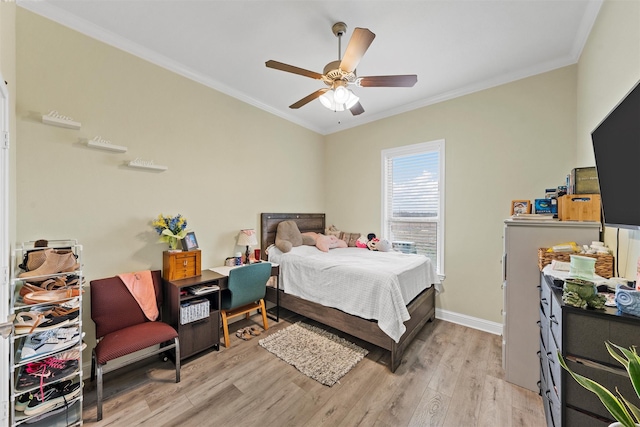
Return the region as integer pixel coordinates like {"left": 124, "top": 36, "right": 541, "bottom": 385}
{"left": 182, "top": 231, "right": 199, "bottom": 251}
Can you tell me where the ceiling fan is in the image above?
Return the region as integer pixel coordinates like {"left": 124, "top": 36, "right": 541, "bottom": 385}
{"left": 265, "top": 22, "right": 417, "bottom": 116}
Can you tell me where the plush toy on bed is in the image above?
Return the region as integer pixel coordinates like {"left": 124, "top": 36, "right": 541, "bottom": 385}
{"left": 275, "top": 220, "right": 316, "bottom": 253}
{"left": 358, "top": 233, "right": 393, "bottom": 252}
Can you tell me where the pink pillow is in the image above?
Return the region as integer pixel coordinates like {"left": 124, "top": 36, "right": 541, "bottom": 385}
{"left": 315, "top": 234, "right": 347, "bottom": 252}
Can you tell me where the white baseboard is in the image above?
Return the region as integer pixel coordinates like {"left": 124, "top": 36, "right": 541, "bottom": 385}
{"left": 435, "top": 308, "right": 503, "bottom": 336}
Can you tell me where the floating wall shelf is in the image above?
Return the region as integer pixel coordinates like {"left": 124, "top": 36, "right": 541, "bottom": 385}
{"left": 42, "top": 111, "right": 81, "bottom": 129}
{"left": 87, "top": 136, "right": 127, "bottom": 153}
{"left": 126, "top": 158, "right": 168, "bottom": 171}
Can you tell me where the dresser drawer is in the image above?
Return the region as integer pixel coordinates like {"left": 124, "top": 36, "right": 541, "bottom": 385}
{"left": 565, "top": 358, "right": 632, "bottom": 421}
{"left": 163, "top": 250, "right": 202, "bottom": 280}
{"left": 565, "top": 406, "right": 611, "bottom": 427}
{"left": 539, "top": 306, "right": 549, "bottom": 354}
{"left": 547, "top": 333, "right": 561, "bottom": 402}
{"left": 549, "top": 290, "right": 563, "bottom": 348}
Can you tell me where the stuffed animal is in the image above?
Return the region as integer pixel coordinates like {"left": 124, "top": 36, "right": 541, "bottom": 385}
{"left": 355, "top": 235, "right": 369, "bottom": 249}
{"left": 367, "top": 237, "right": 380, "bottom": 251}
{"left": 359, "top": 233, "right": 393, "bottom": 252}
{"left": 376, "top": 239, "right": 393, "bottom": 252}
{"left": 275, "top": 220, "right": 316, "bottom": 253}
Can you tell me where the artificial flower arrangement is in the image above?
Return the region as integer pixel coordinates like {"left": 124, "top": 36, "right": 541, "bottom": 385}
{"left": 151, "top": 214, "right": 188, "bottom": 250}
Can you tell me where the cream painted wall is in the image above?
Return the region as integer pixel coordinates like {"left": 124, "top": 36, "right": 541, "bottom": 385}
{"left": 576, "top": 0, "right": 640, "bottom": 280}
{"left": 1, "top": 2, "right": 17, "bottom": 420}
{"left": 15, "top": 9, "right": 324, "bottom": 354}
{"left": 325, "top": 66, "right": 579, "bottom": 323}
{"left": 1, "top": 2, "right": 17, "bottom": 247}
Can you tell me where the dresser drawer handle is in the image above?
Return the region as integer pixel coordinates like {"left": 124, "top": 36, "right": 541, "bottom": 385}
{"left": 549, "top": 315, "right": 558, "bottom": 325}
{"left": 541, "top": 297, "right": 549, "bottom": 306}
{"left": 546, "top": 352, "right": 555, "bottom": 365}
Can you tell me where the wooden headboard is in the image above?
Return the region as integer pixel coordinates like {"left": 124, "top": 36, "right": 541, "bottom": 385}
{"left": 260, "top": 213, "right": 325, "bottom": 259}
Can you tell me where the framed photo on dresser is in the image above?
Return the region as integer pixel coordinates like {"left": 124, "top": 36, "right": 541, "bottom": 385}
{"left": 510, "top": 200, "right": 531, "bottom": 215}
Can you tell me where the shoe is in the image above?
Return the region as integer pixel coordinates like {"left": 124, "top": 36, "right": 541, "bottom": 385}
{"left": 18, "top": 250, "right": 79, "bottom": 278}
{"left": 16, "top": 357, "right": 79, "bottom": 392}
{"left": 19, "top": 282, "right": 45, "bottom": 298}
{"left": 22, "top": 289, "right": 82, "bottom": 305}
{"left": 14, "top": 380, "right": 73, "bottom": 412}
{"left": 249, "top": 327, "right": 262, "bottom": 336}
{"left": 20, "top": 248, "right": 52, "bottom": 272}
{"left": 13, "top": 312, "right": 60, "bottom": 336}
{"left": 20, "top": 327, "right": 80, "bottom": 361}
{"left": 23, "top": 381, "right": 82, "bottom": 416}
{"left": 236, "top": 329, "right": 252, "bottom": 341}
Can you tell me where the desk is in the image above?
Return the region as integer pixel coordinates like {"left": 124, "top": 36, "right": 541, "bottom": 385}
{"left": 209, "top": 263, "right": 281, "bottom": 322}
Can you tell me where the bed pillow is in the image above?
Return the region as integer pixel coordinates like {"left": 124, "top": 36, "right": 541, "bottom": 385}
{"left": 315, "top": 234, "right": 348, "bottom": 252}
{"left": 340, "top": 232, "right": 361, "bottom": 247}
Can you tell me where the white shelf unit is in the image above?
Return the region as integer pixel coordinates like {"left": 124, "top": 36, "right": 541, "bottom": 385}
{"left": 9, "top": 240, "right": 84, "bottom": 427}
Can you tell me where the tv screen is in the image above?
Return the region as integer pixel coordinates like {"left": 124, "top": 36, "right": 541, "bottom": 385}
{"left": 591, "top": 79, "right": 640, "bottom": 230}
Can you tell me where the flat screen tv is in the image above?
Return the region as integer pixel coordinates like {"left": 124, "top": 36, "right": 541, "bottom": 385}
{"left": 591, "top": 79, "right": 640, "bottom": 230}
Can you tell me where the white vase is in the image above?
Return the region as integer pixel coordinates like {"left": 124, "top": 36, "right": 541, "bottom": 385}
{"left": 609, "top": 422, "right": 640, "bottom": 427}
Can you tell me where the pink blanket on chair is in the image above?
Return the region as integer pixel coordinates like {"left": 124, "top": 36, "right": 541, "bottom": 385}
{"left": 117, "top": 270, "right": 159, "bottom": 321}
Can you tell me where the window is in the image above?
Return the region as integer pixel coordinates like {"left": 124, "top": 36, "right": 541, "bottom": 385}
{"left": 382, "top": 140, "right": 444, "bottom": 277}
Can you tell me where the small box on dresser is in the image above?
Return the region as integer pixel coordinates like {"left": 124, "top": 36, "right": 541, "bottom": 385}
{"left": 163, "top": 250, "right": 201, "bottom": 280}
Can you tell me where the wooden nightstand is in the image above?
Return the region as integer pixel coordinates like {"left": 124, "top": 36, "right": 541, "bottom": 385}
{"left": 164, "top": 270, "right": 223, "bottom": 359}
{"left": 163, "top": 250, "right": 201, "bottom": 280}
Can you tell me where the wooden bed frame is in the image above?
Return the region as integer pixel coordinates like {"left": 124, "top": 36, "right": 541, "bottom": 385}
{"left": 260, "top": 212, "right": 436, "bottom": 372}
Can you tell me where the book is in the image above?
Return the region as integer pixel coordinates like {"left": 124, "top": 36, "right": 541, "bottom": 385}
{"left": 187, "top": 284, "right": 219, "bottom": 295}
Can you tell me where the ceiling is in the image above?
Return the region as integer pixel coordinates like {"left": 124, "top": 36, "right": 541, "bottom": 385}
{"left": 18, "top": 0, "right": 603, "bottom": 135}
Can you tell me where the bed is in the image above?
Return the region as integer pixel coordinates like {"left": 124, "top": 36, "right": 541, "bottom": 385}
{"left": 260, "top": 213, "right": 441, "bottom": 372}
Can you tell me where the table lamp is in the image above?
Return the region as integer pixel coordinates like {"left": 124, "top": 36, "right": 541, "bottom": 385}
{"left": 237, "top": 229, "right": 258, "bottom": 265}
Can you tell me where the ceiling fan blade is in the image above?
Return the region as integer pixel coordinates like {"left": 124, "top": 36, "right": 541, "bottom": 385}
{"left": 340, "top": 28, "right": 376, "bottom": 73}
{"left": 266, "top": 60, "right": 324, "bottom": 80}
{"left": 289, "top": 88, "right": 329, "bottom": 109}
{"left": 349, "top": 102, "right": 365, "bottom": 116}
{"left": 358, "top": 75, "right": 418, "bottom": 87}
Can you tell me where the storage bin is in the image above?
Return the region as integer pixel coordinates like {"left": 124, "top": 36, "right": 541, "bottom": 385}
{"left": 538, "top": 248, "right": 613, "bottom": 278}
{"left": 558, "top": 194, "right": 601, "bottom": 222}
{"left": 180, "top": 299, "right": 210, "bottom": 324}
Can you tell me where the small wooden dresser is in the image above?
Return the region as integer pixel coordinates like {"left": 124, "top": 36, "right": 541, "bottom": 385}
{"left": 163, "top": 250, "right": 201, "bottom": 280}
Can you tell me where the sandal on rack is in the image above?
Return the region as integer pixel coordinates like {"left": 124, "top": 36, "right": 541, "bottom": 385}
{"left": 13, "top": 312, "right": 51, "bottom": 335}
{"left": 22, "top": 289, "right": 83, "bottom": 305}
{"left": 19, "top": 283, "right": 44, "bottom": 298}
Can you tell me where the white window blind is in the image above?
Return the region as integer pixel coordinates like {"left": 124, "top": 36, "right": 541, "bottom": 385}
{"left": 382, "top": 140, "right": 444, "bottom": 276}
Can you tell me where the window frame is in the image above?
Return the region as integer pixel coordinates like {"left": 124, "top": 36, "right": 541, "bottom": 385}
{"left": 381, "top": 139, "right": 445, "bottom": 278}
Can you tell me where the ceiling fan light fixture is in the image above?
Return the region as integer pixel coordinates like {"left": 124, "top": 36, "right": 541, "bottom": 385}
{"left": 319, "top": 90, "right": 335, "bottom": 109}
{"left": 319, "top": 88, "right": 358, "bottom": 111}
{"left": 334, "top": 86, "right": 350, "bottom": 104}
{"left": 345, "top": 90, "right": 359, "bottom": 109}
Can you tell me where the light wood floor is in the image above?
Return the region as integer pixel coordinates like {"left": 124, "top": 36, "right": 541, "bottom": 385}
{"left": 81, "top": 311, "right": 545, "bottom": 426}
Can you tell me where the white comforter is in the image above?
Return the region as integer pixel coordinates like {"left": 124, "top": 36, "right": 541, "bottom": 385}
{"left": 268, "top": 246, "right": 442, "bottom": 342}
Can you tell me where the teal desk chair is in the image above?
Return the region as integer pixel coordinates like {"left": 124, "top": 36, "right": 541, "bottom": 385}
{"left": 220, "top": 263, "right": 271, "bottom": 347}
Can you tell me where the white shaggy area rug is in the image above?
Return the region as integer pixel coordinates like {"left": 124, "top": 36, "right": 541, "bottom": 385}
{"left": 258, "top": 322, "right": 369, "bottom": 386}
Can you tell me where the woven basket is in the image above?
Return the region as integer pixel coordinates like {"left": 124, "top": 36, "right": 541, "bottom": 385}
{"left": 537, "top": 248, "right": 614, "bottom": 278}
